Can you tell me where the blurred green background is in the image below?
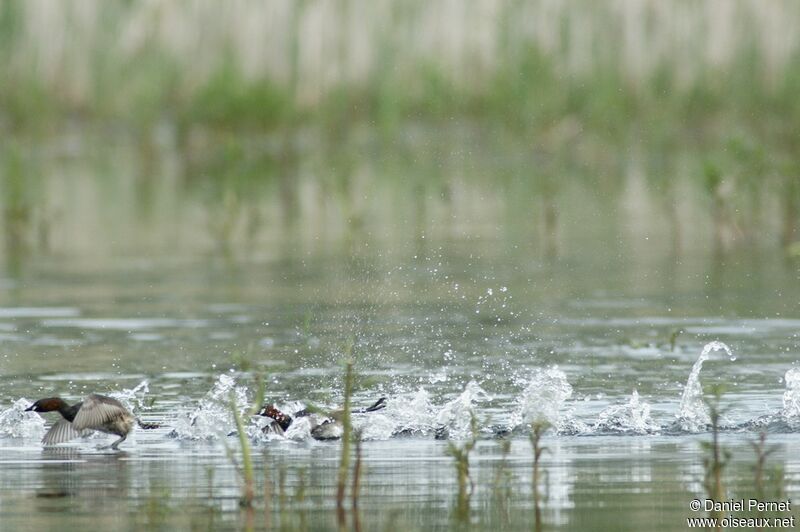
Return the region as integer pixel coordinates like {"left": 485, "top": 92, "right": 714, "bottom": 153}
{"left": 1, "top": 0, "right": 799, "bottom": 266}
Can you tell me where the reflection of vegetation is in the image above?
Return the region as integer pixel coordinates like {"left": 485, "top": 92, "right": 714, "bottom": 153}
{"left": 188, "top": 65, "right": 289, "bottom": 133}
{"left": 446, "top": 412, "right": 478, "bottom": 524}
{"left": 128, "top": 431, "right": 793, "bottom": 531}
{"left": 750, "top": 432, "right": 780, "bottom": 504}
{"left": 1, "top": 141, "right": 46, "bottom": 270}
{"left": 492, "top": 438, "right": 512, "bottom": 526}
{"left": 2, "top": 1, "right": 800, "bottom": 257}
{"left": 351, "top": 429, "right": 364, "bottom": 532}
{"left": 701, "top": 386, "right": 730, "bottom": 531}
{"left": 336, "top": 357, "right": 354, "bottom": 529}
{"left": 530, "top": 421, "right": 549, "bottom": 532}
{"left": 1, "top": 143, "right": 33, "bottom": 255}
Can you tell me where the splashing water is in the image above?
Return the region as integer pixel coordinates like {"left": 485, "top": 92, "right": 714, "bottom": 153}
{"left": 171, "top": 374, "right": 249, "bottom": 440}
{"left": 677, "top": 341, "right": 736, "bottom": 432}
{"left": 508, "top": 367, "right": 573, "bottom": 432}
{"left": 782, "top": 368, "right": 800, "bottom": 419}
{"left": 282, "top": 415, "right": 316, "bottom": 441}
{"left": 109, "top": 380, "right": 150, "bottom": 413}
{"left": 357, "top": 388, "right": 437, "bottom": 440}
{"left": 0, "top": 398, "right": 46, "bottom": 439}
{"left": 593, "top": 390, "right": 659, "bottom": 435}
{"left": 435, "top": 381, "right": 491, "bottom": 439}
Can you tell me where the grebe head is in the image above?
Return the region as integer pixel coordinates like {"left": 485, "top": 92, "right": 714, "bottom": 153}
{"left": 25, "top": 398, "right": 68, "bottom": 413}
{"left": 258, "top": 404, "right": 293, "bottom": 431}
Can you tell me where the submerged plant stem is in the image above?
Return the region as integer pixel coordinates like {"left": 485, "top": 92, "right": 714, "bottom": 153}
{"left": 530, "top": 421, "right": 549, "bottom": 532}
{"left": 230, "top": 392, "right": 255, "bottom": 507}
{"left": 337, "top": 358, "right": 355, "bottom": 528}
{"left": 446, "top": 412, "right": 478, "bottom": 524}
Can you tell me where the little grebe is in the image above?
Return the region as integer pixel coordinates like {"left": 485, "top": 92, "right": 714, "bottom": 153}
{"left": 259, "top": 397, "right": 387, "bottom": 440}
{"left": 26, "top": 394, "right": 158, "bottom": 450}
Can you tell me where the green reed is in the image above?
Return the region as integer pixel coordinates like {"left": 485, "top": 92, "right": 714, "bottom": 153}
{"left": 701, "top": 386, "right": 730, "bottom": 531}
{"left": 446, "top": 412, "right": 479, "bottom": 524}
{"left": 228, "top": 373, "right": 265, "bottom": 508}
{"left": 530, "top": 421, "right": 549, "bottom": 532}
{"left": 492, "top": 438, "right": 513, "bottom": 526}
{"left": 336, "top": 357, "right": 354, "bottom": 528}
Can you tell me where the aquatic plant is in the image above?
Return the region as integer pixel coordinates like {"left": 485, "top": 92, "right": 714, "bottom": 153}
{"left": 140, "top": 484, "right": 171, "bottom": 529}
{"left": 492, "top": 438, "right": 512, "bottom": 526}
{"left": 278, "top": 466, "right": 288, "bottom": 529}
{"left": 352, "top": 428, "right": 364, "bottom": 510}
{"left": 229, "top": 392, "right": 255, "bottom": 508}
{"left": 352, "top": 429, "right": 364, "bottom": 532}
{"left": 204, "top": 466, "right": 219, "bottom": 529}
{"left": 750, "top": 432, "right": 778, "bottom": 503}
{"left": 1, "top": 141, "right": 44, "bottom": 265}
{"left": 227, "top": 373, "right": 265, "bottom": 508}
{"left": 747, "top": 430, "right": 785, "bottom": 527}
{"left": 530, "top": 421, "right": 549, "bottom": 532}
{"left": 700, "top": 386, "right": 730, "bottom": 530}
{"left": 446, "top": 411, "right": 478, "bottom": 524}
{"left": 294, "top": 467, "right": 308, "bottom": 531}
{"left": 336, "top": 357, "right": 354, "bottom": 528}
{"left": 262, "top": 452, "right": 272, "bottom": 531}
{"left": 668, "top": 328, "right": 683, "bottom": 352}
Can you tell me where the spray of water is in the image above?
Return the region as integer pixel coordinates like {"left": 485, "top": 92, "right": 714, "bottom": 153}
{"left": 171, "top": 374, "right": 249, "bottom": 440}
{"left": 109, "top": 380, "right": 150, "bottom": 413}
{"left": 0, "top": 398, "right": 46, "bottom": 439}
{"left": 508, "top": 367, "right": 573, "bottom": 432}
{"left": 356, "top": 388, "right": 437, "bottom": 440}
{"left": 593, "top": 390, "right": 659, "bottom": 435}
{"left": 782, "top": 367, "right": 800, "bottom": 419}
{"left": 677, "top": 341, "right": 736, "bottom": 432}
{"left": 435, "top": 381, "right": 492, "bottom": 439}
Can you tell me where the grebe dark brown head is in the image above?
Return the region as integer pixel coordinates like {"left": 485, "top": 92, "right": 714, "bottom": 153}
{"left": 26, "top": 398, "right": 72, "bottom": 415}
{"left": 258, "top": 405, "right": 293, "bottom": 431}
{"left": 26, "top": 394, "right": 157, "bottom": 450}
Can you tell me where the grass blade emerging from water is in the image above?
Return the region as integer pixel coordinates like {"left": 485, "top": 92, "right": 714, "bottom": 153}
{"left": 337, "top": 356, "right": 355, "bottom": 528}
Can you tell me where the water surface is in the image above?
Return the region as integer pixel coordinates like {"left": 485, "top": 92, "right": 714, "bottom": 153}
{"left": 1, "top": 243, "right": 799, "bottom": 530}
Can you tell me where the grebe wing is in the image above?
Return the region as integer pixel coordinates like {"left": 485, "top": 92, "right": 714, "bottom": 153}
{"left": 42, "top": 418, "right": 85, "bottom": 445}
{"left": 72, "top": 394, "right": 131, "bottom": 431}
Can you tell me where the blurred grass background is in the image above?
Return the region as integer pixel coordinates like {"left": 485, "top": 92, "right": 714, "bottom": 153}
{"left": 1, "top": 0, "right": 799, "bottom": 263}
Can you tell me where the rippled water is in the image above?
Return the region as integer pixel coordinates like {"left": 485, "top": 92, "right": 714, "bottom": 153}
{"left": 1, "top": 244, "right": 799, "bottom": 530}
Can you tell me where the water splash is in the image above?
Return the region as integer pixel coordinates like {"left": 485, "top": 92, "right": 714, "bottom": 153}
{"left": 593, "top": 391, "right": 659, "bottom": 435}
{"left": 434, "top": 381, "right": 491, "bottom": 439}
{"left": 282, "top": 417, "right": 313, "bottom": 441}
{"left": 508, "top": 367, "right": 573, "bottom": 432}
{"left": 782, "top": 367, "right": 800, "bottom": 419}
{"left": 0, "top": 398, "right": 46, "bottom": 439}
{"left": 170, "top": 374, "right": 248, "bottom": 440}
{"left": 357, "top": 388, "right": 437, "bottom": 440}
{"left": 677, "top": 341, "right": 736, "bottom": 432}
{"left": 109, "top": 380, "right": 150, "bottom": 413}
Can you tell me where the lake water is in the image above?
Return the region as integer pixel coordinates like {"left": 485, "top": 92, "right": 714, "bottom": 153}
{"left": 1, "top": 233, "right": 799, "bottom": 530}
